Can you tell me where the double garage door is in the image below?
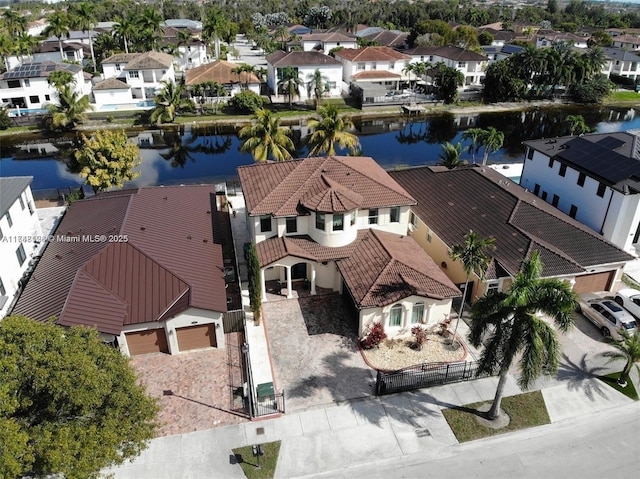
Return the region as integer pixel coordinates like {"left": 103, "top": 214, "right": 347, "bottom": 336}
{"left": 572, "top": 271, "right": 615, "bottom": 294}
{"left": 126, "top": 324, "right": 217, "bottom": 356}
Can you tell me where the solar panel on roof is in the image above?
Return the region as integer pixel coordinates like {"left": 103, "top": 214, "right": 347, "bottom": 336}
{"left": 597, "top": 136, "right": 625, "bottom": 150}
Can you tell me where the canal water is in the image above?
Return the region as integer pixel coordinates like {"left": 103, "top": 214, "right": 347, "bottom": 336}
{"left": 0, "top": 105, "right": 638, "bottom": 191}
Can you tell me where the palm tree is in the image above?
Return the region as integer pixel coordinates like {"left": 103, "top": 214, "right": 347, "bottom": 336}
{"left": 601, "top": 329, "right": 640, "bottom": 387}
{"left": 2, "top": 9, "right": 27, "bottom": 36}
{"left": 93, "top": 32, "right": 119, "bottom": 66}
{"left": 461, "top": 127, "right": 484, "bottom": 163}
{"left": 449, "top": 231, "right": 496, "bottom": 344}
{"left": 277, "top": 66, "right": 303, "bottom": 108}
{"left": 307, "top": 103, "right": 360, "bottom": 156}
{"left": 469, "top": 251, "right": 577, "bottom": 420}
{"left": 69, "top": 2, "right": 97, "bottom": 73}
{"left": 0, "top": 31, "right": 13, "bottom": 71}
{"left": 273, "top": 24, "right": 290, "bottom": 51}
{"left": 438, "top": 141, "right": 465, "bottom": 169}
{"left": 306, "top": 69, "right": 329, "bottom": 108}
{"left": 149, "top": 81, "right": 193, "bottom": 125}
{"left": 43, "top": 10, "right": 71, "bottom": 60}
{"left": 45, "top": 84, "right": 94, "bottom": 131}
{"left": 239, "top": 108, "right": 295, "bottom": 162}
{"left": 232, "top": 63, "right": 255, "bottom": 90}
{"left": 47, "top": 70, "right": 75, "bottom": 90}
{"left": 203, "top": 8, "right": 228, "bottom": 60}
{"left": 479, "top": 126, "right": 504, "bottom": 166}
{"left": 566, "top": 114, "right": 592, "bottom": 135}
{"left": 113, "top": 17, "right": 136, "bottom": 54}
{"left": 403, "top": 63, "right": 416, "bottom": 90}
{"left": 176, "top": 29, "right": 192, "bottom": 70}
{"left": 13, "top": 32, "right": 36, "bottom": 64}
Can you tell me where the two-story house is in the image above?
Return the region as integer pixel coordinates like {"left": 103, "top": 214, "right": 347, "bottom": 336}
{"left": 7, "top": 42, "right": 86, "bottom": 71}
{"left": 405, "top": 46, "right": 489, "bottom": 88}
{"left": 355, "top": 27, "right": 408, "bottom": 50}
{"left": 334, "top": 46, "right": 412, "bottom": 92}
{"left": 266, "top": 51, "right": 343, "bottom": 101}
{"left": 237, "top": 156, "right": 461, "bottom": 337}
{"left": 299, "top": 30, "right": 358, "bottom": 53}
{"left": 611, "top": 33, "right": 640, "bottom": 51}
{"left": 521, "top": 131, "right": 640, "bottom": 255}
{"left": 0, "top": 176, "right": 42, "bottom": 319}
{"left": 186, "top": 60, "right": 261, "bottom": 97}
{"left": 602, "top": 47, "right": 640, "bottom": 81}
{"left": 0, "top": 61, "right": 91, "bottom": 111}
{"left": 534, "top": 31, "right": 589, "bottom": 49}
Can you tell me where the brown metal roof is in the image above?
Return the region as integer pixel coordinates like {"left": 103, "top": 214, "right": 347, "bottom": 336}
{"left": 238, "top": 156, "right": 416, "bottom": 218}
{"left": 185, "top": 60, "right": 260, "bottom": 86}
{"left": 13, "top": 185, "right": 226, "bottom": 334}
{"left": 338, "top": 229, "right": 460, "bottom": 308}
{"left": 334, "top": 46, "right": 411, "bottom": 62}
{"left": 389, "top": 166, "right": 633, "bottom": 278}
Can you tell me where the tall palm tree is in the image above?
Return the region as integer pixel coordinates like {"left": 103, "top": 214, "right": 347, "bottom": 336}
{"left": 438, "top": 141, "right": 465, "bottom": 169}
{"left": 277, "top": 66, "right": 303, "bottom": 108}
{"left": 449, "top": 230, "right": 496, "bottom": 343}
{"left": 203, "top": 8, "right": 228, "bottom": 60}
{"left": 307, "top": 103, "right": 360, "bottom": 156}
{"left": 461, "top": 127, "right": 484, "bottom": 163}
{"left": 273, "top": 24, "right": 290, "bottom": 51}
{"left": 479, "top": 126, "right": 504, "bottom": 166}
{"left": 13, "top": 32, "right": 36, "bottom": 64}
{"left": 306, "top": 68, "right": 329, "bottom": 108}
{"left": 93, "top": 32, "right": 119, "bottom": 67}
{"left": 0, "top": 31, "right": 13, "bottom": 71}
{"left": 176, "top": 29, "right": 193, "bottom": 69}
{"left": 469, "top": 251, "right": 577, "bottom": 420}
{"left": 43, "top": 10, "right": 71, "bottom": 60}
{"left": 232, "top": 63, "right": 255, "bottom": 90}
{"left": 47, "top": 70, "right": 75, "bottom": 90}
{"left": 45, "top": 84, "right": 94, "bottom": 131}
{"left": 113, "top": 17, "right": 136, "bottom": 54}
{"left": 601, "top": 329, "right": 640, "bottom": 387}
{"left": 149, "top": 81, "right": 192, "bottom": 125}
{"left": 403, "top": 63, "right": 416, "bottom": 90}
{"left": 2, "top": 9, "right": 27, "bottom": 36}
{"left": 69, "top": 2, "right": 97, "bottom": 72}
{"left": 239, "top": 108, "right": 295, "bottom": 162}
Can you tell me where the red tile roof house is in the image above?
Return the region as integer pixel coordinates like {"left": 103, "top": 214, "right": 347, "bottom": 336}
{"left": 238, "top": 156, "right": 460, "bottom": 337}
{"left": 334, "top": 46, "right": 413, "bottom": 91}
{"left": 12, "top": 185, "right": 228, "bottom": 357}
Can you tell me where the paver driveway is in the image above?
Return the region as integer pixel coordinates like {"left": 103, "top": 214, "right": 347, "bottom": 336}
{"left": 263, "top": 293, "right": 376, "bottom": 411}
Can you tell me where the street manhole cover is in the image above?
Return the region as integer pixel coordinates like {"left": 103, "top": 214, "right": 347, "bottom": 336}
{"left": 415, "top": 428, "right": 431, "bottom": 438}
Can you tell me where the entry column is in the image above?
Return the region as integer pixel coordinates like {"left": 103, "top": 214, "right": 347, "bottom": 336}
{"left": 310, "top": 263, "right": 317, "bottom": 295}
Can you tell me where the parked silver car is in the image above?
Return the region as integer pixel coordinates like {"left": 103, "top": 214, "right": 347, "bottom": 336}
{"left": 577, "top": 294, "right": 637, "bottom": 340}
{"left": 614, "top": 288, "right": 640, "bottom": 323}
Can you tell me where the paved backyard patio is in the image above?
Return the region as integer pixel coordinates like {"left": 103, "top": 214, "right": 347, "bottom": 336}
{"left": 263, "top": 293, "right": 377, "bottom": 412}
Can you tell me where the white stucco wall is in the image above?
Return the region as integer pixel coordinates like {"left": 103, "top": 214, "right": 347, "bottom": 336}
{"left": 267, "top": 63, "right": 343, "bottom": 99}
{"left": 93, "top": 88, "right": 133, "bottom": 108}
{"left": 602, "top": 191, "right": 640, "bottom": 251}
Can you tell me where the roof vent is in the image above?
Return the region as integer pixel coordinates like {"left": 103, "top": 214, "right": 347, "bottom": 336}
{"left": 140, "top": 226, "right": 146, "bottom": 231}
{"left": 203, "top": 239, "right": 208, "bottom": 243}
{"left": 163, "top": 196, "right": 168, "bottom": 200}
{"left": 206, "top": 210, "right": 211, "bottom": 214}
{"left": 187, "top": 235, "right": 192, "bottom": 239}
{"left": 55, "top": 254, "right": 62, "bottom": 259}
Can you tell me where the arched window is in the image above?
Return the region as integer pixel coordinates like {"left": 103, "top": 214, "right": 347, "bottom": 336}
{"left": 389, "top": 304, "right": 403, "bottom": 327}
{"left": 412, "top": 302, "right": 424, "bottom": 324}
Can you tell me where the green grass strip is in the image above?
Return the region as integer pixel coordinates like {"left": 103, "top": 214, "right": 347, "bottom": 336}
{"left": 232, "top": 440, "right": 281, "bottom": 479}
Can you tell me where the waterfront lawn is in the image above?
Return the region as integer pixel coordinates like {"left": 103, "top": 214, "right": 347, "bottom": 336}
{"left": 443, "top": 391, "right": 550, "bottom": 442}
{"left": 233, "top": 441, "right": 281, "bottom": 479}
{"left": 607, "top": 91, "right": 640, "bottom": 102}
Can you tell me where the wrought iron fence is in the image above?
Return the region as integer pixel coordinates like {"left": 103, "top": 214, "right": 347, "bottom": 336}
{"left": 253, "top": 391, "right": 286, "bottom": 417}
{"left": 375, "top": 360, "right": 490, "bottom": 396}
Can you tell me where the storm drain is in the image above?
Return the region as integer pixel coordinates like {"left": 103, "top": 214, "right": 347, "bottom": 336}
{"left": 415, "top": 428, "right": 432, "bottom": 438}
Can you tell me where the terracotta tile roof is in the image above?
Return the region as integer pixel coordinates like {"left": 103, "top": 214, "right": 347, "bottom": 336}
{"left": 338, "top": 229, "right": 460, "bottom": 308}
{"left": 124, "top": 51, "right": 173, "bottom": 70}
{"left": 334, "top": 46, "right": 412, "bottom": 62}
{"left": 389, "top": 166, "right": 633, "bottom": 279}
{"left": 13, "top": 185, "right": 226, "bottom": 334}
{"left": 352, "top": 70, "right": 400, "bottom": 80}
{"left": 238, "top": 156, "right": 416, "bottom": 217}
{"left": 92, "top": 77, "right": 130, "bottom": 90}
{"left": 405, "top": 46, "right": 488, "bottom": 62}
{"left": 300, "top": 175, "right": 364, "bottom": 212}
{"left": 185, "top": 60, "right": 260, "bottom": 86}
{"left": 266, "top": 51, "right": 341, "bottom": 67}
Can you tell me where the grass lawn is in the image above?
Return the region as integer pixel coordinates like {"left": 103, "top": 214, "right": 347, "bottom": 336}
{"left": 442, "top": 391, "right": 550, "bottom": 443}
{"left": 606, "top": 91, "right": 640, "bottom": 102}
{"left": 598, "top": 373, "right": 639, "bottom": 400}
{"left": 232, "top": 441, "right": 281, "bottom": 479}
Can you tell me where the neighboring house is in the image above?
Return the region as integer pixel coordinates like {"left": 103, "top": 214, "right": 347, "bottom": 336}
{"left": 27, "top": 18, "right": 49, "bottom": 37}
{"left": 266, "top": 51, "right": 342, "bottom": 100}
{"left": 405, "top": 46, "right": 489, "bottom": 88}
{"left": 101, "top": 51, "right": 175, "bottom": 101}
{"left": 611, "top": 33, "right": 640, "bottom": 50}
{"left": 7, "top": 42, "right": 86, "bottom": 70}
{"left": 602, "top": 47, "right": 640, "bottom": 80}
{"left": 185, "top": 60, "right": 261, "bottom": 96}
{"left": 390, "top": 166, "right": 633, "bottom": 302}
{"left": 160, "top": 25, "right": 210, "bottom": 71}
{"left": 481, "top": 44, "right": 524, "bottom": 63}
{"left": 12, "top": 185, "right": 228, "bottom": 356}
{"left": 0, "top": 176, "right": 41, "bottom": 319}
{"left": 476, "top": 28, "right": 518, "bottom": 47}
{"left": 298, "top": 30, "right": 358, "bottom": 52}
{"left": 0, "top": 61, "right": 91, "bottom": 111}
{"left": 92, "top": 77, "right": 134, "bottom": 109}
{"left": 521, "top": 132, "right": 640, "bottom": 254}
{"left": 535, "top": 31, "right": 589, "bottom": 48}
{"left": 356, "top": 27, "right": 408, "bottom": 50}
{"left": 237, "top": 156, "right": 460, "bottom": 336}
{"left": 334, "top": 46, "right": 412, "bottom": 89}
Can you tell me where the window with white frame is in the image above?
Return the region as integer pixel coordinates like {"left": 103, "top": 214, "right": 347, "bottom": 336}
{"left": 332, "top": 213, "right": 344, "bottom": 231}
{"left": 16, "top": 244, "right": 26, "bottom": 266}
{"left": 389, "top": 61, "right": 395, "bottom": 69}
{"left": 487, "top": 281, "right": 499, "bottom": 293}
{"left": 357, "top": 62, "right": 365, "bottom": 70}
{"left": 316, "top": 212, "right": 325, "bottom": 230}
{"left": 368, "top": 208, "right": 378, "bottom": 225}
{"left": 260, "top": 215, "right": 272, "bottom": 232}
{"left": 411, "top": 303, "right": 424, "bottom": 324}
{"left": 390, "top": 206, "right": 400, "bottom": 223}
{"left": 389, "top": 304, "right": 403, "bottom": 327}
{"left": 115, "top": 63, "right": 122, "bottom": 71}
{"left": 410, "top": 212, "right": 418, "bottom": 228}
{"left": 24, "top": 79, "right": 30, "bottom": 87}
{"left": 4, "top": 212, "right": 12, "bottom": 228}
{"left": 426, "top": 228, "right": 432, "bottom": 243}
{"left": 129, "top": 70, "right": 140, "bottom": 79}
{"left": 286, "top": 217, "right": 297, "bottom": 233}
{"left": 350, "top": 212, "right": 356, "bottom": 226}
{"left": 371, "top": 62, "right": 377, "bottom": 70}
{"left": 19, "top": 195, "right": 25, "bottom": 210}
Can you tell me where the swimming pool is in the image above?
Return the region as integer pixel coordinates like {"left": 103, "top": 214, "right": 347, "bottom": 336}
{"left": 99, "top": 101, "right": 156, "bottom": 111}
{"left": 8, "top": 108, "right": 48, "bottom": 117}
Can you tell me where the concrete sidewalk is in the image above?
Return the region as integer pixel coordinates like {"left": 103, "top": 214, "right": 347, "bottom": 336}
{"left": 106, "top": 371, "right": 635, "bottom": 479}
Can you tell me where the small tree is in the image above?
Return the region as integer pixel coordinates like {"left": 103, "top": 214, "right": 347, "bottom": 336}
{"left": 601, "top": 329, "right": 640, "bottom": 387}
{"left": 75, "top": 129, "right": 141, "bottom": 193}
{"left": 360, "top": 322, "right": 387, "bottom": 349}
{"left": 438, "top": 141, "right": 466, "bottom": 169}
{"left": 246, "top": 242, "right": 262, "bottom": 323}
{"left": 229, "top": 90, "right": 264, "bottom": 114}
{"left": 0, "top": 315, "right": 158, "bottom": 479}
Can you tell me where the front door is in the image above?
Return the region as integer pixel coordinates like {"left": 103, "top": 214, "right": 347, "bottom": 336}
{"left": 292, "top": 262, "right": 307, "bottom": 280}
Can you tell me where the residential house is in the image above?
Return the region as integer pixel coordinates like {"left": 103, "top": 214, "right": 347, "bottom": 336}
{"left": 185, "top": 60, "right": 261, "bottom": 97}
{"left": 390, "top": 166, "right": 633, "bottom": 302}
{"left": 12, "top": 185, "right": 228, "bottom": 356}
{"left": 299, "top": 30, "right": 358, "bottom": 53}
{"left": 535, "top": 30, "right": 589, "bottom": 48}
{"left": 0, "top": 177, "right": 42, "bottom": 319}
{"left": 602, "top": 47, "right": 640, "bottom": 81}
{"left": 482, "top": 44, "right": 524, "bottom": 63}
{"left": 521, "top": 132, "right": 640, "bottom": 254}
{"left": 476, "top": 28, "right": 518, "bottom": 47}
{"left": 237, "top": 156, "right": 461, "bottom": 336}
{"left": 355, "top": 27, "right": 408, "bottom": 50}
{"left": 405, "top": 46, "right": 489, "bottom": 88}
{"left": 334, "top": 46, "right": 412, "bottom": 91}
{"left": 0, "top": 62, "right": 91, "bottom": 111}
{"left": 611, "top": 33, "right": 640, "bottom": 51}
{"left": 101, "top": 51, "right": 175, "bottom": 102}
{"left": 7, "top": 42, "right": 86, "bottom": 70}
{"left": 266, "top": 51, "right": 342, "bottom": 101}
{"left": 160, "top": 24, "right": 210, "bottom": 71}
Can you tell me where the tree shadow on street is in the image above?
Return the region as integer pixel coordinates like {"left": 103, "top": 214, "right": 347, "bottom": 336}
{"left": 556, "top": 353, "right": 610, "bottom": 401}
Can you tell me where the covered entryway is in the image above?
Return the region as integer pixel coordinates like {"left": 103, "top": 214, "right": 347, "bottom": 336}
{"left": 573, "top": 271, "right": 615, "bottom": 294}
{"left": 176, "top": 324, "right": 217, "bottom": 351}
{"left": 126, "top": 329, "right": 169, "bottom": 355}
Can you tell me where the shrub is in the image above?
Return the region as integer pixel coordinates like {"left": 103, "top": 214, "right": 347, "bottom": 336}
{"left": 0, "top": 108, "right": 11, "bottom": 130}
{"left": 360, "top": 322, "right": 387, "bottom": 349}
{"left": 229, "top": 90, "right": 264, "bottom": 114}
{"left": 411, "top": 325, "right": 428, "bottom": 350}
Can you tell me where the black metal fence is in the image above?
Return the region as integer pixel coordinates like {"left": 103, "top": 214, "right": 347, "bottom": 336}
{"left": 253, "top": 391, "right": 286, "bottom": 417}
{"left": 375, "top": 360, "right": 490, "bottom": 396}
{"left": 223, "top": 309, "right": 244, "bottom": 333}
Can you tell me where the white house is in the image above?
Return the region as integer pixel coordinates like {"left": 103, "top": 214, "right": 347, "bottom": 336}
{"left": 0, "top": 177, "right": 42, "bottom": 319}
{"left": 534, "top": 31, "right": 589, "bottom": 49}
{"left": 521, "top": 132, "right": 640, "bottom": 255}
{"left": 611, "top": 33, "right": 640, "bottom": 51}
{"left": 333, "top": 46, "right": 412, "bottom": 90}
{"left": 298, "top": 30, "right": 358, "bottom": 53}
{"left": 0, "top": 62, "right": 91, "bottom": 112}
{"left": 602, "top": 47, "right": 640, "bottom": 81}
{"left": 405, "top": 46, "right": 489, "bottom": 88}
{"left": 266, "top": 51, "right": 343, "bottom": 101}
{"left": 185, "top": 60, "right": 261, "bottom": 97}
{"left": 7, "top": 42, "right": 86, "bottom": 70}
{"left": 238, "top": 156, "right": 461, "bottom": 337}
{"left": 101, "top": 51, "right": 175, "bottom": 102}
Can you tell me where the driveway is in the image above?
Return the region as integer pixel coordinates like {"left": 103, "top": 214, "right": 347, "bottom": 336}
{"left": 263, "top": 293, "right": 376, "bottom": 411}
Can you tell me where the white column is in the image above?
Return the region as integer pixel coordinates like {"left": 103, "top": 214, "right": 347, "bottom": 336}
{"left": 260, "top": 268, "right": 267, "bottom": 302}
{"left": 310, "top": 263, "right": 317, "bottom": 295}
{"left": 286, "top": 265, "right": 293, "bottom": 299}
{"left": 427, "top": 303, "right": 435, "bottom": 325}
{"left": 568, "top": 278, "right": 576, "bottom": 291}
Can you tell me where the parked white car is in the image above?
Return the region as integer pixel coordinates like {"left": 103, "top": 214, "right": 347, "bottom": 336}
{"left": 577, "top": 294, "right": 637, "bottom": 340}
{"left": 614, "top": 288, "right": 640, "bottom": 322}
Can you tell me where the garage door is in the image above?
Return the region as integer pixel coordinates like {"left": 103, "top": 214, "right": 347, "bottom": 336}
{"left": 126, "top": 329, "right": 169, "bottom": 355}
{"left": 176, "top": 324, "right": 217, "bottom": 351}
{"left": 573, "top": 271, "right": 615, "bottom": 294}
